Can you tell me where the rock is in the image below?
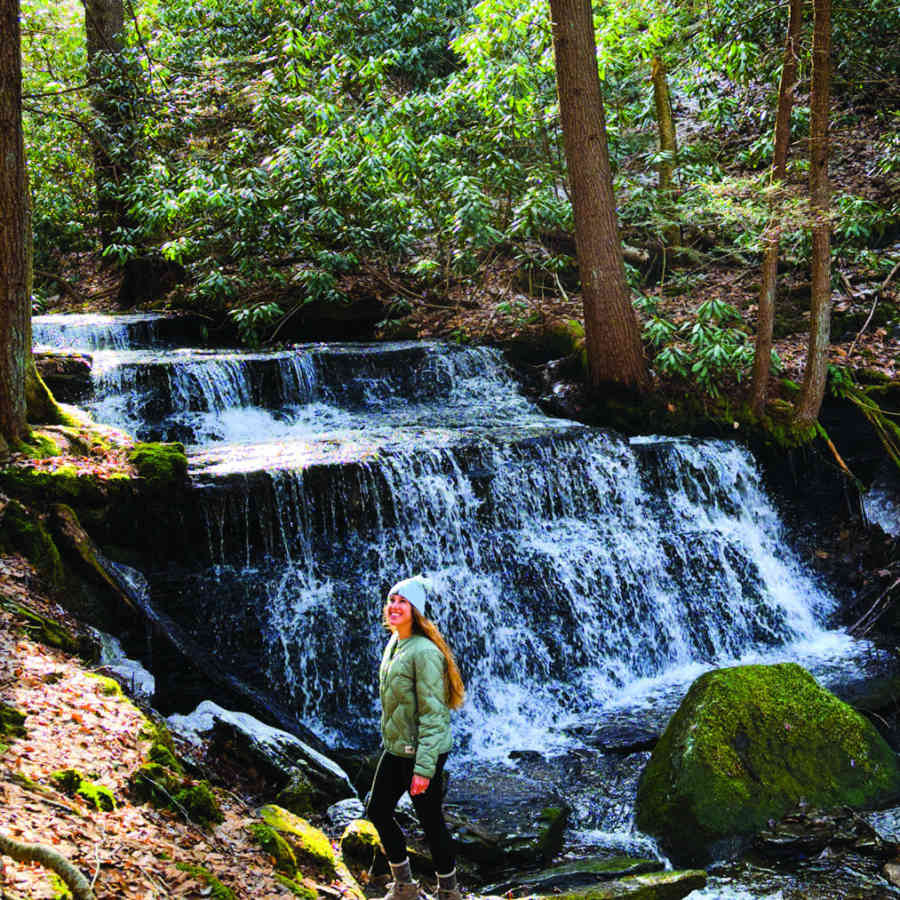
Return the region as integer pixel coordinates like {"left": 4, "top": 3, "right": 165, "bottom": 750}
{"left": 484, "top": 855, "right": 664, "bottom": 895}
{"left": 340, "top": 818, "right": 383, "bottom": 869}
{"left": 168, "top": 700, "right": 355, "bottom": 808}
{"left": 327, "top": 798, "right": 366, "bottom": 830}
{"left": 885, "top": 861, "right": 900, "bottom": 889}
{"left": 635, "top": 663, "right": 900, "bottom": 866}
{"left": 118, "top": 253, "right": 186, "bottom": 308}
{"left": 33, "top": 351, "right": 93, "bottom": 403}
{"left": 544, "top": 869, "right": 707, "bottom": 899}
{"left": 446, "top": 803, "right": 569, "bottom": 868}
{"left": 753, "top": 806, "right": 892, "bottom": 860}
{"left": 257, "top": 805, "right": 337, "bottom": 879}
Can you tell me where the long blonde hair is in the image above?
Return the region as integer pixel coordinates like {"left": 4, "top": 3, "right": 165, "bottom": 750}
{"left": 383, "top": 604, "right": 466, "bottom": 710}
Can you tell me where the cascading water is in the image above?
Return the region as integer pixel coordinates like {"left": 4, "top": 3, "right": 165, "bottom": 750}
{"left": 38, "top": 313, "right": 881, "bottom": 859}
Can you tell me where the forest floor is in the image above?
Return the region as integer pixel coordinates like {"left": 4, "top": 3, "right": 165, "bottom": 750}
{"left": 0, "top": 557, "right": 365, "bottom": 900}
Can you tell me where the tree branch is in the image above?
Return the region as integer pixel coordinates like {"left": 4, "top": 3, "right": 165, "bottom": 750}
{"left": 0, "top": 831, "right": 95, "bottom": 900}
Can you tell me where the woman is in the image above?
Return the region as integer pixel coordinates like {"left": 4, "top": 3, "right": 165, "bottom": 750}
{"left": 366, "top": 575, "right": 466, "bottom": 900}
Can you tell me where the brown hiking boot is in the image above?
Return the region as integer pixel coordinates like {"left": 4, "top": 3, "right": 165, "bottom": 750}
{"left": 380, "top": 880, "right": 423, "bottom": 900}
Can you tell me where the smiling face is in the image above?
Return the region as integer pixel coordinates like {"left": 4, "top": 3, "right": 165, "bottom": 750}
{"left": 386, "top": 594, "right": 414, "bottom": 638}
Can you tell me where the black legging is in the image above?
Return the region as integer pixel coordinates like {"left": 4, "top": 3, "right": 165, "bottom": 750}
{"left": 366, "top": 750, "right": 454, "bottom": 873}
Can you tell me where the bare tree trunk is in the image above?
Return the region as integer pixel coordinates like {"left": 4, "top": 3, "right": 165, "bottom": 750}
{"left": 82, "top": 0, "right": 130, "bottom": 247}
{"left": 0, "top": 0, "right": 29, "bottom": 451}
{"left": 548, "top": 0, "right": 648, "bottom": 390}
{"left": 651, "top": 56, "right": 679, "bottom": 248}
{"left": 750, "top": 0, "right": 803, "bottom": 415}
{"left": 794, "top": 0, "right": 832, "bottom": 430}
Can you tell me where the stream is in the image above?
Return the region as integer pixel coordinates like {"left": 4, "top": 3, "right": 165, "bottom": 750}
{"left": 33, "top": 312, "right": 898, "bottom": 897}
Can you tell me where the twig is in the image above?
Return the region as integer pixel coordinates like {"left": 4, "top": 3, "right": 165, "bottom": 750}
{"left": 34, "top": 270, "right": 89, "bottom": 305}
{"left": 843, "top": 272, "right": 877, "bottom": 360}
{"left": 881, "top": 258, "right": 900, "bottom": 295}
{"left": 849, "top": 577, "right": 900, "bottom": 636}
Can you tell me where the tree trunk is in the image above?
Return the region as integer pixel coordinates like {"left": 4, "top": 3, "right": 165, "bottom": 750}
{"left": 794, "top": 0, "right": 832, "bottom": 430}
{"left": 548, "top": 0, "right": 648, "bottom": 391}
{"left": 82, "top": 0, "right": 130, "bottom": 247}
{"left": 651, "top": 56, "right": 679, "bottom": 248}
{"left": 0, "top": 0, "right": 29, "bottom": 451}
{"left": 0, "top": 831, "right": 96, "bottom": 899}
{"left": 750, "top": 0, "right": 802, "bottom": 415}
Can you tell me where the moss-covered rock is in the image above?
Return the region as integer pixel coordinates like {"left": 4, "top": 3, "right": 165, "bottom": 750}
{"left": 340, "top": 818, "right": 384, "bottom": 869}
{"left": 547, "top": 869, "right": 707, "bottom": 899}
{"left": 248, "top": 823, "right": 298, "bottom": 876}
{"left": 127, "top": 442, "right": 188, "bottom": 484}
{"left": 257, "top": 804, "right": 337, "bottom": 879}
{"left": 276, "top": 769, "right": 317, "bottom": 818}
{"left": 0, "top": 498, "right": 65, "bottom": 587}
{"left": 86, "top": 672, "right": 122, "bottom": 697}
{"left": 635, "top": 663, "right": 900, "bottom": 865}
{"left": 50, "top": 768, "right": 116, "bottom": 811}
{"left": 486, "top": 856, "right": 664, "bottom": 895}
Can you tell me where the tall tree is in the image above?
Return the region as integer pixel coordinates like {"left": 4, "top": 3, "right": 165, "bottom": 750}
{"left": 749, "top": 0, "right": 803, "bottom": 415}
{"left": 82, "top": 0, "right": 130, "bottom": 247}
{"left": 548, "top": 0, "right": 649, "bottom": 391}
{"left": 650, "top": 55, "right": 679, "bottom": 249}
{"left": 794, "top": 0, "right": 832, "bottom": 429}
{"left": 0, "top": 0, "right": 29, "bottom": 451}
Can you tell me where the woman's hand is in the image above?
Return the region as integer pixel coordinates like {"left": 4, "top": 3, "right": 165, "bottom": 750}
{"left": 409, "top": 775, "right": 430, "bottom": 796}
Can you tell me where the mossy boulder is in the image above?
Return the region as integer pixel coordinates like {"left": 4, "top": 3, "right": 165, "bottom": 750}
{"left": 547, "top": 869, "right": 707, "bottom": 900}
{"left": 635, "top": 663, "right": 900, "bottom": 865}
{"left": 257, "top": 804, "right": 336, "bottom": 879}
{"left": 127, "top": 442, "right": 188, "bottom": 484}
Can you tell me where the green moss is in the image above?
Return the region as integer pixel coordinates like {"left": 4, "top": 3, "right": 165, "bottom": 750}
{"left": 129, "top": 761, "right": 180, "bottom": 806}
{"left": 636, "top": 663, "right": 900, "bottom": 864}
{"left": 25, "top": 362, "right": 78, "bottom": 427}
{"left": 0, "top": 500, "right": 65, "bottom": 587}
{"left": 49, "top": 872, "right": 73, "bottom": 899}
{"left": 249, "top": 823, "right": 298, "bottom": 876}
{"left": 127, "top": 442, "right": 188, "bottom": 483}
{"left": 174, "top": 780, "right": 225, "bottom": 826}
{"left": 274, "top": 874, "right": 318, "bottom": 899}
{"left": 86, "top": 672, "right": 122, "bottom": 696}
{"left": 77, "top": 780, "right": 116, "bottom": 812}
{"left": 139, "top": 717, "right": 177, "bottom": 755}
{"left": 340, "top": 818, "right": 382, "bottom": 865}
{"left": 147, "top": 741, "right": 183, "bottom": 772}
{"left": 17, "top": 433, "right": 61, "bottom": 459}
{"left": 257, "top": 805, "right": 337, "bottom": 879}
{"left": 536, "top": 806, "right": 569, "bottom": 861}
{"left": 174, "top": 863, "right": 235, "bottom": 899}
{"left": 276, "top": 770, "right": 317, "bottom": 817}
{"left": 0, "top": 701, "right": 27, "bottom": 741}
{"left": 129, "top": 760, "right": 224, "bottom": 827}
{"left": 1, "top": 597, "right": 78, "bottom": 653}
{"left": 51, "top": 768, "right": 83, "bottom": 794}
{"left": 51, "top": 768, "right": 116, "bottom": 811}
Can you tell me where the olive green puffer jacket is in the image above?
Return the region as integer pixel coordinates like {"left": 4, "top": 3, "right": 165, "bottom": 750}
{"left": 379, "top": 634, "right": 452, "bottom": 778}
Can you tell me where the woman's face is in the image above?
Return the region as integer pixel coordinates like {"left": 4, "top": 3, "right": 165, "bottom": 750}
{"left": 386, "top": 594, "right": 413, "bottom": 635}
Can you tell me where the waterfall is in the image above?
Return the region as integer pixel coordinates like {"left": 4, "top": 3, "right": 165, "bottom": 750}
{"left": 34, "top": 318, "right": 864, "bottom": 765}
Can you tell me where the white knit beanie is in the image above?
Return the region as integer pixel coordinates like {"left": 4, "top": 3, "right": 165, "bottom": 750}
{"left": 386, "top": 575, "right": 431, "bottom": 617}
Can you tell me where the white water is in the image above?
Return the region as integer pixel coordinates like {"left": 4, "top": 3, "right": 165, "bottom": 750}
{"left": 35, "top": 317, "right": 884, "bottom": 854}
